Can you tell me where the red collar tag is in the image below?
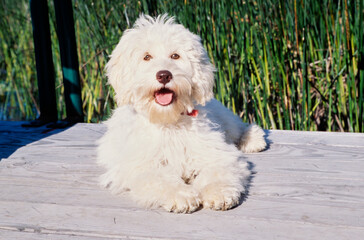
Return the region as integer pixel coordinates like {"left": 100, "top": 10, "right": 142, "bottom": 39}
{"left": 187, "top": 109, "right": 199, "bottom": 117}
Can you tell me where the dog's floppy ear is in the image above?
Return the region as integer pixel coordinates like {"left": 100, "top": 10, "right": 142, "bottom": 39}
{"left": 105, "top": 31, "right": 136, "bottom": 106}
{"left": 188, "top": 35, "right": 215, "bottom": 106}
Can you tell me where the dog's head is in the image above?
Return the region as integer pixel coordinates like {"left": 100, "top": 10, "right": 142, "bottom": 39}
{"left": 106, "top": 14, "right": 214, "bottom": 124}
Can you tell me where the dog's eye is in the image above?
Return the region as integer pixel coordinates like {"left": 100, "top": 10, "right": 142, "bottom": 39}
{"left": 171, "top": 53, "right": 180, "bottom": 60}
{"left": 144, "top": 54, "right": 152, "bottom": 61}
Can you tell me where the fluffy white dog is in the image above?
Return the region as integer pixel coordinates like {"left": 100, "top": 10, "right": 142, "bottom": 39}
{"left": 97, "top": 14, "right": 266, "bottom": 213}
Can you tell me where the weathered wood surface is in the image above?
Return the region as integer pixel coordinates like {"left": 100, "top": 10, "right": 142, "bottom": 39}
{"left": 1, "top": 121, "right": 364, "bottom": 240}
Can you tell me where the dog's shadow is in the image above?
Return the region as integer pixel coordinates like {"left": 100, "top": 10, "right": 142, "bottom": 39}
{"left": 227, "top": 130, "right": 271, "bottom": 210}
{"left": 237, "top": 130, "right": 271, "bottom": 207}
{"left": 237, "top": 161, "right": 256, "bottom": 207}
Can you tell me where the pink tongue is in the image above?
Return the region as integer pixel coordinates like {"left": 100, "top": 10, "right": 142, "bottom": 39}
{"left": 155, "top": 92, "right": 173, "bottom": 106}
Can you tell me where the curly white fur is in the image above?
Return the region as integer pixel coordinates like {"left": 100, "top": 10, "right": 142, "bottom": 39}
{"left": 97, "top": 14, "right": 267, "bottom": 213}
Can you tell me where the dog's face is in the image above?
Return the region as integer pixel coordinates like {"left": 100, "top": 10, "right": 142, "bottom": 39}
{"left": 106, "top": 14, "right": 214, "bottom": 124}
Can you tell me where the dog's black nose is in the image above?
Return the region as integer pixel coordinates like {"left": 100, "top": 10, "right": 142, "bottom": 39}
{"left": 156, "top": 70, "right": 172, "bottom": 85}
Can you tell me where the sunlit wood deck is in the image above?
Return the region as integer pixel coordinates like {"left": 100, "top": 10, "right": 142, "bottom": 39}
{"left": 1, "top": 121, "right": 364, "bottom": 239}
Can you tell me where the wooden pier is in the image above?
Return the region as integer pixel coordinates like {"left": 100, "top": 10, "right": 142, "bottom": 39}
{"left": 1, "top": 121, "right": 364, "bottom": 239}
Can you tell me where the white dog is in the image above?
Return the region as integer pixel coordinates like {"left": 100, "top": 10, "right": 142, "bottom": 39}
{"left": 97, "top": 14, "right": 266, "bottom": 213}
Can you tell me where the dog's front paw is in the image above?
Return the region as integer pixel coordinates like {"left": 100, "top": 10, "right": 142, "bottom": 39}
{"left": 200, "top": 183, "right": 241, "bottom": 211}
{"left": 162, "top": 188, "right": 201, "bottom": 213}
{"left": 239, "top": 124, "right": 267, "bottom": 153}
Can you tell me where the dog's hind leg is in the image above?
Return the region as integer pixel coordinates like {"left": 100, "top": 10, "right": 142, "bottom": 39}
{"left": 202, "top": 99, "right": 267, "bottom": 153}
{"left": 237, "top": 123, "right": 267, "bottom": 153}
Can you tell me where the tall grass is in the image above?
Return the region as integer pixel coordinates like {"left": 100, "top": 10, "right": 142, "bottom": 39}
{"left": 0, "top": 0, "right": 363, "bottom": 132}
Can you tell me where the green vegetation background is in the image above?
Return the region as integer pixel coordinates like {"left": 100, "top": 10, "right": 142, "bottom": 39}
{"left": 1, "top": 0, "right": 363, "bottom": 132}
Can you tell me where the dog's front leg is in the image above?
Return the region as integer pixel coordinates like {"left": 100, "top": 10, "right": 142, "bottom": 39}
{"left": 189, "top": 144, "right": 250, "bottom": 211}
{"left": 127, "top": 169, "right": 202, "bottom": 213}
{"left": 194, "top": 161, "right": 249, "bottom": 211}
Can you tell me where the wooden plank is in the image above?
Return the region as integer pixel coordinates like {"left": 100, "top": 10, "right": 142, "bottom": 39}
{"left": 0, "top": 229, "right": 115, "bottom": 240}
{"left": 1, "top": 122, "right": 364, "bottom": 239}
{"left": 1, "top": 200, "right": 364, "bottom": 240}
{"left": 266, "top": 129, "right": 364, "bottom": 147}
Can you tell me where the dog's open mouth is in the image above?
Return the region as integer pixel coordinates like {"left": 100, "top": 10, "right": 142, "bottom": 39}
{"left": 154, "top": 88, "right": 175, "bottom": 106}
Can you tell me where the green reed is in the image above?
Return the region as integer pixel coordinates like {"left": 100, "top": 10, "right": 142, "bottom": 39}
{"left": 0, "top": 0, "right": 362, "bottom": 132}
